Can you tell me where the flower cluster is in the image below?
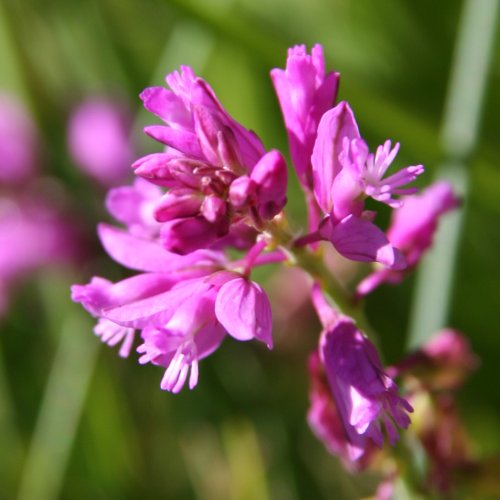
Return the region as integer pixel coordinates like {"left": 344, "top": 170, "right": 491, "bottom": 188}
{"left": 72, "top": 44, "right": 461, "bottom": 480}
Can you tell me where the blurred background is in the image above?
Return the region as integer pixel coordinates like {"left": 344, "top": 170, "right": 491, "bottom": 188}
{"left": 0, "top": 0, "right": 499, "bottom": 498}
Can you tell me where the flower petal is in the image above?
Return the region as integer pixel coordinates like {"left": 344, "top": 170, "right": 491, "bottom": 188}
{"left": 312, "top": 101, "right": 360, "bottom": 213}
{"left": 327, "top": 215, "right": 406, "bottom": 269}
{"left": 215, "top": 277, "right": 273, "bottom": 348}
{"left": 105, "top": 278, "right": 210, "bottom": 328}
{"left": 140, "top": 86, "right": 191, "bottom": 128}
{"left": 98, "top": 223, "right": 176, "bottom": 272}
{"left": 144, "top": 125, "right": 203, "bottom": 159}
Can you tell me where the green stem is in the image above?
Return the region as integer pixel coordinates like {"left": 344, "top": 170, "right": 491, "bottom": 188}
{"left": 264, "top": 215, "right": 376, "bottom": 340}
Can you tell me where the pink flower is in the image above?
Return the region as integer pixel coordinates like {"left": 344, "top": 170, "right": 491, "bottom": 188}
{"left": 136, "top": 66, "right": 288, "bottom": 253}
{"left": 133, "top": 272, "right": 272, "bottom": 392}
{"left": 309, "top": 285, "right": 413, "bottom": 460}
{"left": 271, "top": 44, "right": 339, "bottom": 189}
{"left": 312, "top": 102, "right": 424, "bottom": 216}
{"left": 0, "top": 195, "right": 79, "bottom": 317}
{"left": 68, "top": 97, "right": 133, "bottom": 186}
{"left": 308, "top": 101, "right": 423, "bottom": 268}
{"left": 72, "top": 214, "right": 273, "bottom": 391}
{"left": 307, "top": 351, "right": 378, "bottom": 470}
{"left": 105, "top": 177, "right": 163, "bottom": 238}
{"left": 71, "top": 273, "right": 180, "bottom": 358}
{"left": 0, "top": 93, "right": 38, "bottom": 186}
{"left": 386, "top": 181, "right": 459, "bottom": 265}
{"left": 319, "top": 319, "right": 412, "bottom": 456}
{"left": 357, "top": 181, "right": 459, "bottom": 296}
{"left": 389, "top": 328, "right": 478, "bottom": 391}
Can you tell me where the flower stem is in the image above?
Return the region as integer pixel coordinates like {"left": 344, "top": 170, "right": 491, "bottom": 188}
{"left": 265, "top": 213, "right": 376, "bottom": 340}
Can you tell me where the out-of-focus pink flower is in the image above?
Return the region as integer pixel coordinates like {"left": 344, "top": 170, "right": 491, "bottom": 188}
{"left": 0, "top": 93, "right": 38, "bottom": 186}
{"left": 414, "top": 393, "right": 475, "bottom": 494}
{"left": 0, "top": 195, "right": 79, "bottom": 317}
{"left": 389, "top": 329, "right": 478, "bottom": 391}
{"left": 68, "top": 97, "right": 133, "bottom": 186}
{"left": 357, "top": 181, "right": 460, "bottom": 296}
{"left": 135, "top": 66, "right": 287, "bottom": 254}
{"left": 271, "top": 44, "right": 339, "bottom": 189}
{"left": 387, "top": 181, "right": 459, "bottom": 264}
{"left": 389, "top": 330, "right": 477, "bottom": 494}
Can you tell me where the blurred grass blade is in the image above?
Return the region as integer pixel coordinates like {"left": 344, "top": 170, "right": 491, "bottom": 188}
{"left": 0, "top": 345, "right": 24, "bottom": 496}
{"left": 440, "top": 0, "right": 499, "bottom": 158}
{"left": 132, "top": 19, "right": 215, "bottom": 152}
{"left": 0, "top": 0, "right": 27, "bottom": 96}
{"left": 163, "top": 0, "right": 287, "bottom": 66}
{"left": 407, "top": 0, "right": 499, "bottom": 348}
{"left": 179, "top": 424, "right": 231, "bottom": 500}
{"left": 17, "top": 312, "right": 98, "bottom": 500}
{"left": 222, "top": 418, "right": 270, "bottom": 500}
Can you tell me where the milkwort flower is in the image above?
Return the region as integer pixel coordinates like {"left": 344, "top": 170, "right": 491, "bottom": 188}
{"left": 271, "top": 45, "right": 339, "bottom": 190}
{"left": 307, "top": 101, "right": 424, "bottom": 268}
{"left": 271, "top": 44, "right": 339, "bottom": 231}
{"left": 72, "top": 178, "right": 274, "bottom": 392}
{"left": 357, "top": 181, "right": 460, "bottom": 296}
{"left": 134, "top": 66, "right": 288, "bottom": 254}
{"left": 308, "top": 284, "right": 413, "bottom": 461}
{"left": 71, "top": 45, "right": 461, "bottom": 489}
{"left": 72, "top": 249, "right": 273, "bottom": 392}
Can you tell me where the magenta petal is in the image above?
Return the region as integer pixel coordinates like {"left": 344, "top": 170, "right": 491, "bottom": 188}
{"left": 140, "top": 86, "right": 191, "bottom": 128}
{"left": 144, "top": 125, "right": 203, "bottom": 159}
{"left": 228, "top": 176, "right": 256, "bottom": 208}
{"left": 106, "top": 185, "right": 147, "bottom": 226}
{"left": 71, "top": 277, "right": 113, "bottom": 316}
{"left": 250, "top": 150, "right": 288, "bottom": 219}
{"left": 327, "top": 215, "right": 406, "bottom": 269}
{"left": 105, "top": 178, "right": 162, "bottom": 230}
{"left": 154, "top": 189, "right": 203, "bottom": 222}
{"left": 312, "top": 102, "right": 360, "bottom": 213}
{"left": 192, "top": 79, "right": 265, "bottom": 168}
{"left": 320, "top": 319, "right": 413, "bottom": 449}
{"left": 270, "top": 45, "right": 339, "bottom": 188}
{"left": 387, "top": 181, "right": 460, "bottom": 266}
{"left": 105, "top": 279, "right": 210, "bottom": 328}
{"left": 200, "top": 196, "right": 226, "bottom": 224}
{"left": 192, "top": 105, "right": 223, "bottom": 165}
{"left": 98, "top": 224, "right": 180, "bottom": 272}
{"left": 160, "top": 216, "right": 227, "bottom": 255}
{"left": 71, "top": 273, "right": 177, "bottom": 316}
{"left": 215, "top": 277, "right": 273, "bottom": 348}
{"left": 133, "top": 153, "right": 177, "bottom": 187}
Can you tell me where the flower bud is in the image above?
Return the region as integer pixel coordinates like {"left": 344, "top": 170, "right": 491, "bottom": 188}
{"left": 154, "top": 188, "right": 203, "bottom": 222}
{"left": 251, "top": 150, "right": 288, "bottom": 219}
